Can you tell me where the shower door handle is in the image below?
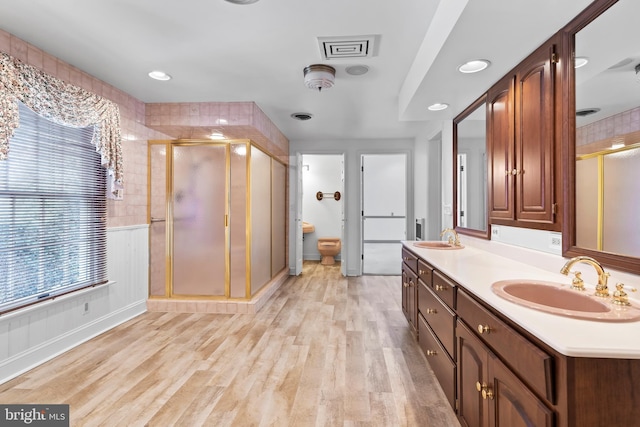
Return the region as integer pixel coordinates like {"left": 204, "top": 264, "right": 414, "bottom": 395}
{"left": 150, "top": 218, "right": 166, "bottom": 223}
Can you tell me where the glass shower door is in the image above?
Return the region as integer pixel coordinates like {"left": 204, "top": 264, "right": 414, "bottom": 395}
{"left": 171, "top": 144, "right": 227, "bottom": 296}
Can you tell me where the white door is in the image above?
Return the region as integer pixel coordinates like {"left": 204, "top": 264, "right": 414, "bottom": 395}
{"left": 361, "top": 154, "right": 407, "bottom": 275}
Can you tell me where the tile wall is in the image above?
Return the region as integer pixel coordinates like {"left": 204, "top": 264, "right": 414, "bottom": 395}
{"left": 576, "top": 106, "right": 640, "bottom": 150}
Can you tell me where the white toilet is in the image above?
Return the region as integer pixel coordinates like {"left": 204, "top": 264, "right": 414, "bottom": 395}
{"left": 317, "top": 237, "right": 341, "bottom": 265}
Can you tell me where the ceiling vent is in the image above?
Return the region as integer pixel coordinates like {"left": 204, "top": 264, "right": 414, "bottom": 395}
{"left": 318, "top": 35, "right": 379, "bottom": 60}
{"left": 576, "top": 108, "right": 601, "bottom": 117}
{"left": 291, "top": 112, "right": 313, "bottom": 121}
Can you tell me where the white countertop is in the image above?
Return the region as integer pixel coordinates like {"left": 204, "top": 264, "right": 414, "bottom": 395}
{"left": 403, "top": 240, "right": 640, "bottom": 359}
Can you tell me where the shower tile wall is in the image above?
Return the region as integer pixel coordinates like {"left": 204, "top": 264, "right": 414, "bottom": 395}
{"left": 577, "top": 106, "right": 640, "bottom": 148}
{"left": 145, "top": 102, "right": 289, "bottom": 162}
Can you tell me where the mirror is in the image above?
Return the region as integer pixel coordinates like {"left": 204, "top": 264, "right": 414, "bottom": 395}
{"left": 454, "top": 95, "right": 490, "bottom": 239}
{"left": 564, "top": 0, "right": 640, "bottom": 272}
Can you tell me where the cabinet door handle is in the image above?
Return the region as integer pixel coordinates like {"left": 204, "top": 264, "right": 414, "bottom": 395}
{"left": 477, "top": 324, "right": 492, "bottom": 334}
{"left": 419, "top": 269, "right": 427, "bottom": 275}
{"left": 482, "top": 388, "right": 495, "bottom": 400}
{"left": 435, "top": 285, "right": 446, "bottom": 292}
{"left": 476, "top": 382, "right": 494, "bottom": 399}
{"left": 425, "top": 308, "right": 437, "bottom": 314}
{"left": 425, "top": 350, "right": 437, "bottom": 356}
{"left": 403, "top": 257, "right": 409, "bottom": 261}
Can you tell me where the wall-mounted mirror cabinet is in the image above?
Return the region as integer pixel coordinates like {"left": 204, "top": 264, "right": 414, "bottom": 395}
{"left": 453, "top": 95, "right": 490, "bottom": 239}
{"left": 563, "top": 0, "right": 640, "bottom": 273}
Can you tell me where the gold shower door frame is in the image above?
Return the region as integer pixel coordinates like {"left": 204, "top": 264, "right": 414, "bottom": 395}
{"left": 147, "top": 139, "right": 252, "bottom": 300}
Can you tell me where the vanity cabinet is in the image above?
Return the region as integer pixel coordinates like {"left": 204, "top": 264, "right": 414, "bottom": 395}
{"left": 417, "top": 267, "right": 457, "bottom": 408}
{"left": 402, "top": 243, "right": 640, "bottom": 427}
{"left": 401, "top": 248, "right": 418, "bottom": 333}
{"left": 488, "top": 36, "right": 560, "bottom": 230}
{"left": 457, "top": 289, "right": 555, "bottom": 427}
{"left": 458, "top": 320, "right": 554, "bottom": 427}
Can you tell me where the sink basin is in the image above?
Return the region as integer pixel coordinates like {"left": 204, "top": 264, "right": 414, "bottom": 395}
{"left": 491, "top": 280, "right": 640, "bottom": 322}
{"left": 302, "top": 221, "right": 315, "bottom": 233}
{"left": 413, "top": 241, "right": 464, "bottom": 250}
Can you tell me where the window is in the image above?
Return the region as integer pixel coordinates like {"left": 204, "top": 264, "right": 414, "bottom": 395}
{"left": 0, "top": 102, "right": 107, "bottom": 314}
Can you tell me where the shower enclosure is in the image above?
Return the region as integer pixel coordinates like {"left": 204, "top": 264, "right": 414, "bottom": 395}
{"left": 148, "top": 140, "right": 286, "bottom": 300}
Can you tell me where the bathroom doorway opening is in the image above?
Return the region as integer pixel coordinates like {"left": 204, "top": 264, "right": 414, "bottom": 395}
{"left": 296, "top": 154, "right": 346, "bottom": 276}
{"left": 361, "top": 153, "right": 407, "bottom": 275}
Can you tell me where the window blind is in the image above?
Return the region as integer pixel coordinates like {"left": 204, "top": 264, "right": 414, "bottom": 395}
{"left": 0, "top": 102, "right": 107, "bottom": 314}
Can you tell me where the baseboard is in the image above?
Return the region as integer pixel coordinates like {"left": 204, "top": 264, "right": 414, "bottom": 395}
{"left": 0, "top": 300, "right": 147, "bottom": 385}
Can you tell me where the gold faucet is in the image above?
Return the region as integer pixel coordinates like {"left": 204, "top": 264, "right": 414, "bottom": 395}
{"left": 560, "top": 256, "right": 610, "bottom": 297}
{"left": 440, "top": 228, "right": 461, "bottom": 247}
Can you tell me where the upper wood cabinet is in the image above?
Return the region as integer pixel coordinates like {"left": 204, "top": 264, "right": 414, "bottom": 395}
{"left": 488, "top": 36, "right": 561, "bottom": 230}
{"left": 487, "top": 74, "right": 515, "bottom": 222}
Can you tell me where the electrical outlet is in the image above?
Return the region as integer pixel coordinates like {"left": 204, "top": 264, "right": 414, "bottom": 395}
{"left": 491, "top": 226, "right": 500, "bottom": 240}
{"left": 549, "top": 233, "right": 562, "bottom": 250}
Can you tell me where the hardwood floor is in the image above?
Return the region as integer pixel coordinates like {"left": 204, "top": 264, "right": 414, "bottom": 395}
{"left": 0, "top": 261, "right": 460, "bottom": 427}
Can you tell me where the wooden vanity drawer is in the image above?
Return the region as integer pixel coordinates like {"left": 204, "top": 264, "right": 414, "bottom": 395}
{"left": 417, "top": 259, "right": 433, "bottom": 287}
{"left": 418, "top": 314, "right": 456, "bottom": 409}
{"left": 401, "top": 247, "right": 418, "bottom": 274}
{"left": 433, "top": 270, "right": 456, "bottom": 309}
{"left": 457, "top": 289, "right": 554, "bottom": 402}
{"left": 418, "top": 281, "right": 455, "bottom": 358}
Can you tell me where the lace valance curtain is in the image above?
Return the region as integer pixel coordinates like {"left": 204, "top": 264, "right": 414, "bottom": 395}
{"left": 0, "top": 52, "right": 123, "bottom": 194}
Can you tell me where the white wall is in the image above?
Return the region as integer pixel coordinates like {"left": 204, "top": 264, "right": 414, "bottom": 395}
{"left": 289, "top": 138, "right": 415, "bottom": 276}
{"left": 415, "top": 131, "right": 443, "bottom": 241}
{"left": 441, "top": 120, "right": 454, "bottom": 230}
{"left": 301, "top": 155, "right": 343, "bottom": 261}
{"left": 0, "top": 225, "right": 149, "bottom": 384}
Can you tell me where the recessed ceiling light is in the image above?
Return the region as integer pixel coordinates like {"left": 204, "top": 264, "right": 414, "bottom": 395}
{"left": 148, "top": 70, "right": 171, "bottom": 81}
{"left": 210, "top": 132, "right": 225, "bottom": 140}
{"left": 574, "top": 57, "right": 589, "bottom": 68}
{"left": 346, "top": 65, "right": 369, "bottom": 76}
{"left": 611, "top": 137, "right": 625, "bottom": 149}
{"left": 458, "top": 59, "right": 491, "bottom": 74}
{"left": 428, "top": 103, "right": 449, "bottom": 111}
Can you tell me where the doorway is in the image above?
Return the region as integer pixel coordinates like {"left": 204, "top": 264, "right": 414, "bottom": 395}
{"left": 293, "top": 154, "right": 346, "bottom": 276}
{"left": 361, "top": 154, "right": 407, "bottom": 275}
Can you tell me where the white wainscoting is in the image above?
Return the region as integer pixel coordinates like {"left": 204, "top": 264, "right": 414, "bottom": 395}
{"left": 0, "top": 225, "right": 149, "bottom": 384}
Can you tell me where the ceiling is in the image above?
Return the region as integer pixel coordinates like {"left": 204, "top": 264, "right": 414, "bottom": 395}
{"left": 0, "top": 0, "right": 597, "bottom": 143}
